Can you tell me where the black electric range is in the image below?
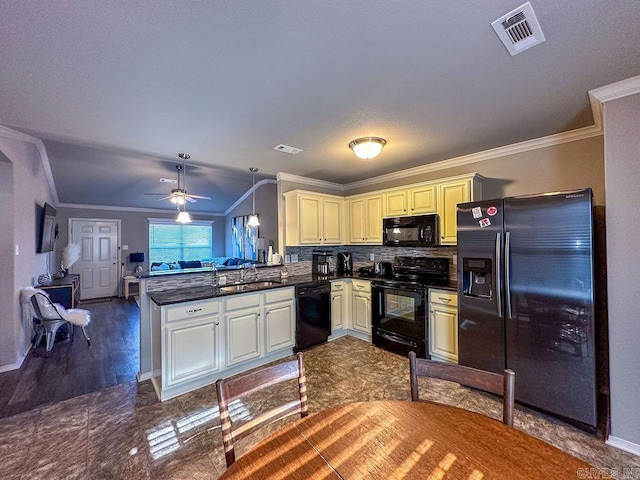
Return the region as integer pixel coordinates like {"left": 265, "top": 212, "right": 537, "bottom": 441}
{"left": 371, "top": 257, "right": 450, "bottom": 358}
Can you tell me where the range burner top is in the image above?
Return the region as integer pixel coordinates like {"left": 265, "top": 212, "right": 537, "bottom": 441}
{"left": 391, "top": 256, "right": 449, "bottom": 286}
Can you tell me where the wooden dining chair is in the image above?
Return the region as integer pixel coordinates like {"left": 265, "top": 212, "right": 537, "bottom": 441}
{"left": 215, "top": 352, "right": 308, "bottom": 467}
{"left": 408, "top": 351, "right": 516, "bottom": 426}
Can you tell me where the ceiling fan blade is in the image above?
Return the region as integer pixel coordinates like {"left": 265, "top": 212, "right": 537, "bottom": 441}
{"left": 144, "top": 192, "right": 168, "bottom": 196}
{"left": 186, "top": 197, "right": 197, "bottom": 203}
{"left": 156, "top": 195, "right": 172, "bottom": 201}
{"left": 188, "top": 194, "right": 211, "bottom": 200}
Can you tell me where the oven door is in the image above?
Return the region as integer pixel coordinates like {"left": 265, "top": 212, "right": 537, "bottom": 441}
{"left": 372, "top": 282, "right": 427, "bottom": 340}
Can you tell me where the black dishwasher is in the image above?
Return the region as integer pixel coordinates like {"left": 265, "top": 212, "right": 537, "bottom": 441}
{"left": 294, "top": 282, "right": 331, "bottom": 352}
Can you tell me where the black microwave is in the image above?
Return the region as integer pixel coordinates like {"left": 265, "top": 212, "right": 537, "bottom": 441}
{"left": 383, "top": 214, "right": 439, "bottom": 247}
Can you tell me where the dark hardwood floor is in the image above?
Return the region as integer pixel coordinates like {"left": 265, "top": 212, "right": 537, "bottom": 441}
{"left": 0, "top": 297, "right": 140, "bottom": 419}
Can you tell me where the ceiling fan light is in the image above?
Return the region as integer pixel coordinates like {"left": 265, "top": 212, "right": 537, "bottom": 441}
{"left": 349, "top": 137, "right": 387, "bottom": 160}
{"left": 176, "top": 210, "right": 192, "bottom": 224}
{"left": 247, "top": 214, "right": 260, "bottom": 227}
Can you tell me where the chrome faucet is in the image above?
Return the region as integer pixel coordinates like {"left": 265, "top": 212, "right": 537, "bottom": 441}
{"left": 248, "top": 264, "right": 258, "bottom": 282}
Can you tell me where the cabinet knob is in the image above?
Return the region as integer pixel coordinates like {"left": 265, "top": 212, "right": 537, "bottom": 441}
{"left": 265, "top": 310, "right": 270, "bottom": 315}
{"left": 214, "top": 322, "right": 219, "bottom": 326}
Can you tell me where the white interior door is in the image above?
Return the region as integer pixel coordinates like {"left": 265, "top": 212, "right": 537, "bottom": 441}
{"left": 71, "top": 219, "right": 119, "bottom": 299}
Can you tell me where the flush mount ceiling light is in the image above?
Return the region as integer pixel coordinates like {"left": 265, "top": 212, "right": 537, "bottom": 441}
{"left": 349, "top": 137, "right": 387, "bottom": 160}
{"left": 247, "top": 167, "right": 260, "bottom": 227}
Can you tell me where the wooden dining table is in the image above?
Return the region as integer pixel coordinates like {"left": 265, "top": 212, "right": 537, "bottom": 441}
{"left": 219, "top": 400, "right": 593, "bottom": 479}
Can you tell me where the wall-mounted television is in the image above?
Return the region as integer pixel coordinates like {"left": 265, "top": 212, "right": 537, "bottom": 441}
{"left": 37, "top": 202, "right": 57, "bottom": 253}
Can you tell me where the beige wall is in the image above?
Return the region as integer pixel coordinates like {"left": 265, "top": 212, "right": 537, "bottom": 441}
{"left": 345, "top": 135, "right": 605, "bottom": 205}
{"left": 603, "top": 92, "right": 640, "bottom": 447}
{"left": 225, "top": 181, "right": 279, "bottom": 258}
{"left": 0, "top": 132, "right": 56, "bottom": 371}
{"left": 55, "top": 207, "right": 225, "bottom": 277}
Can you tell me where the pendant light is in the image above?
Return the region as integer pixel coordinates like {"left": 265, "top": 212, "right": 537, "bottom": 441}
{"left": 176, "top": 204, "right": 192, "bottom": 224}
{"left": 349, "top": 137, "right": 387, "bottom": 159}
{"left": 247, "top": 167, "right": 260, "bottom": 227}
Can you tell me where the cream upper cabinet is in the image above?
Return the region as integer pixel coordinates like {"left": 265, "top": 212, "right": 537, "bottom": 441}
{"left": 384, "top": 190, "right": 409, "bottom": 217}
{"left": 408, "top": 184, "right": 437, "bottom": 215}
{"left": 284, "top": 190, "right": 344, "bottom": 246}
{"left": 348, "top": 194, "right": 383, "bottom": 244}
{"left": 437, "top": 174, "right": 483, "bottom": 245}
{"left": 385, "top": 184, "right": 438, "bottom": 217}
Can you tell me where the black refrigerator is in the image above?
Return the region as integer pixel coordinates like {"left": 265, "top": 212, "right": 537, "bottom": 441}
{"left": 457, "top": 188, "right": 597, "bottom": 429}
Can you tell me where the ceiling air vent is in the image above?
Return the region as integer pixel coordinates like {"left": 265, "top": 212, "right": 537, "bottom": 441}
{"left": 491, "top": 2, "right": 545, "bottom": 56}
{"left": 273, "top": 144, "right": 302, "bottom": 155}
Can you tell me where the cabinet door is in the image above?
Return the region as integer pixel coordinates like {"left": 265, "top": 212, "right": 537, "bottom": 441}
{"left": 439, "top": 180, "right": 470, "bottom": 245}
{"left": 226, "top": 308, "right": 261, "bottom": 366}
{"left": 352, "top": 292, "right": 371, "bottom": 333}
{"left": 165, "top": 317, "right": 219, "bottom": 387}
{"left": 409, "top": 185, "right": 437, "bottom": 214}
{"left": 348, "top": 198, "right": 366, "bottom": 243}
{"left": 429, "top": 305, "right": 458, "bottom": 363}
{"left": 322, "top": 198, "right": 343, "bottom": 244}
{"left": 365, "top": 195, "right": 383, "bottom": 243}
{"left": 384, "top": 190, "right": 408, "bottom": 217}
{"left": 331, "top": 291, "right": 344, "bottom": 331}
{"left": 299, "top": 194, "right": 322, "bottom": 244}
{"left": 265, "top": 301, "right": 294, "bottom": 353}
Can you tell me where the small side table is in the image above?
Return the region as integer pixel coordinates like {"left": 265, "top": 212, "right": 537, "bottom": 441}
{"left": 123, "top": 276, "right": 140, "bottom": 300}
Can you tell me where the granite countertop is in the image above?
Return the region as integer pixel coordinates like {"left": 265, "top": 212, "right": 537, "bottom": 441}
{"left": 148, "top": 274, "right": 337, "bottom": 306}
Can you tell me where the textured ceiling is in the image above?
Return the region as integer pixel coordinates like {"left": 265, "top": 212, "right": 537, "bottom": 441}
{"left": 1, "top": 1, "right": 640, "bottom": 213}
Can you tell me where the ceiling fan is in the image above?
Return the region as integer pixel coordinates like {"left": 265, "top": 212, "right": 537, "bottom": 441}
{"left": 145, "top": 153, "right": 211, "bottom": 205}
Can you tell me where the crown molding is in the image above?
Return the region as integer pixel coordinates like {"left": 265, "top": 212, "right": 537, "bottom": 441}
{"left": 345, "top": 124, "right": 602, "bottom": 190}
{"left": 589, "top": 74, "right": 640, "bottom": 129}
{"left": 0, "top": 125, "right": 59, "bottom": 204}
{"left": 223, "top": 179, "right": 278, "bottom": 216}
{"left": 58, "top": 202, "right": 225, "bottom": 216}
{"left": 276, "top": 172, "right": 345, "bottom": 192}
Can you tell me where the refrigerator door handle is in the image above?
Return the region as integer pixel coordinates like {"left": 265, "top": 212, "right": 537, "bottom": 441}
{"left": 495, "top": 232, "right": 503, "bottom": 318}
{"left": 505, "top": 231, "right": 513, "bottom": 320}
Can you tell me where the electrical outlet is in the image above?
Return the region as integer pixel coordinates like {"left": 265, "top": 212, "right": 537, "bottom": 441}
{"left": 285, "top": 254, "right": 291, "bottom": 263}
{"left": 122, "top": 244, "right": 129, "bottom": 251}
{"left": 14, "top": 245, "right": 19, "bottom": 256}
{"left": 291, "top": 254, "right": 299, "bottom": 263}
{"left": 453, "top": 254, "right": 458, "bottom": 264}
{"left": 218, "top": 274, "right": 227, "bottom": 285}
{"left": 369, "top": 253, "right": 375, "bottom": 261}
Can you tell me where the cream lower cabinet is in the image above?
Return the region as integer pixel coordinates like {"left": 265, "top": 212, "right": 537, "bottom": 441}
{"left": 428, "top": 289, "right": 458, "bottom": 363}
{"left": 225, "top": 293, "right": 262, "bottom": 366}
{"left": 330, "top": 280, "right": 350, "bottom": 337}
{"left": 348, "top": 195, "right": 383, "bottom": 244}
{"left": 157, "top": 299, "right": 222, "bottom": 398}
{"left": 225, "top": 288, "right": 295, "bottom": 367}
{"left": 264, "top": 289, "right": 295, "bottom": 353}
{"left": 351, "top": 279, "right": 372, "bottom": 336}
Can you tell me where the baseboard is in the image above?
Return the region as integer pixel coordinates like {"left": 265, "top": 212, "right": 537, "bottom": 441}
{"left": 0, "top": 349, "right": 28, "bottom": 373}
{"left": 137, "top": 371, "right": 153, "bottom": 382}
{"left": 606, "top": 435, "right": 640, "bottom": 456}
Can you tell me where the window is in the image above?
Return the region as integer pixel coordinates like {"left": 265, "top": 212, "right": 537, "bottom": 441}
{"left": 149, "top": 219, "right": 214, "bottom": 265}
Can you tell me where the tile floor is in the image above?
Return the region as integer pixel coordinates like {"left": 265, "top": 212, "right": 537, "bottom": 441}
{"left": 1, "top": 336, "right": 638, "bottom": 479}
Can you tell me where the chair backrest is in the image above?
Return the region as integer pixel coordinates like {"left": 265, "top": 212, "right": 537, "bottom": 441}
{"left": 30, "top": 292, "right": 64, "bottom": 321}
{"left": 215, "top": 352, "right": 308, "bottom": 467}
{"left": 409, "top": 351, "right": 515, "bottom": 426}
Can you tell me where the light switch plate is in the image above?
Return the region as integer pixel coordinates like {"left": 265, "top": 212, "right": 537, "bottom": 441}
{"left": 285, "top": 254, "right": 291, "bottom": 263}
{"left": 291, "top": 254, "right": 299, "bottom": 263}
{"left": 369, "top": 253, "right": 375, "bottom": 261}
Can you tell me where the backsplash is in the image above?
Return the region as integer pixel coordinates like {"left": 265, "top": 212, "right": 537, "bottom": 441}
{"left": 285, "top": 245, "right": 458, "bottom": 285}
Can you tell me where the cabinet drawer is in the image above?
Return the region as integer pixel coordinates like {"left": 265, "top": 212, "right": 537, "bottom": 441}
{"left": 331, "top": 280, "right": 345, "bottom": 292}
{"left": 225, "top": 292, "right": 261, "bottom": 311}
{"left": 165, "top": 300, "right": 219, "bottom": 322}
{"left": 264, "top": 287, "right": 294, "bottom": 304}
{"left": 429, "top": 289, "right": 458, "bottom": 307}
{"left": 352, "top": 279, "right": 371, "bottom": 293}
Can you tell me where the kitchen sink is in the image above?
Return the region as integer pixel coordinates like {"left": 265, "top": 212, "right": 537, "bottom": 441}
{"left": 218, "top": 280, "right": 281, "bottom": 293}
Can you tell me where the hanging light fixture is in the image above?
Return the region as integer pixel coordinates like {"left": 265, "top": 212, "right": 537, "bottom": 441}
{"left": 348, "top": 137, "right": 387, "bottom": 159}
{"left": 247, "top": 167, "right": 260, "bottom": 227}
{"left": 176, "top": 203, "right": 192, "bottom": 224}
